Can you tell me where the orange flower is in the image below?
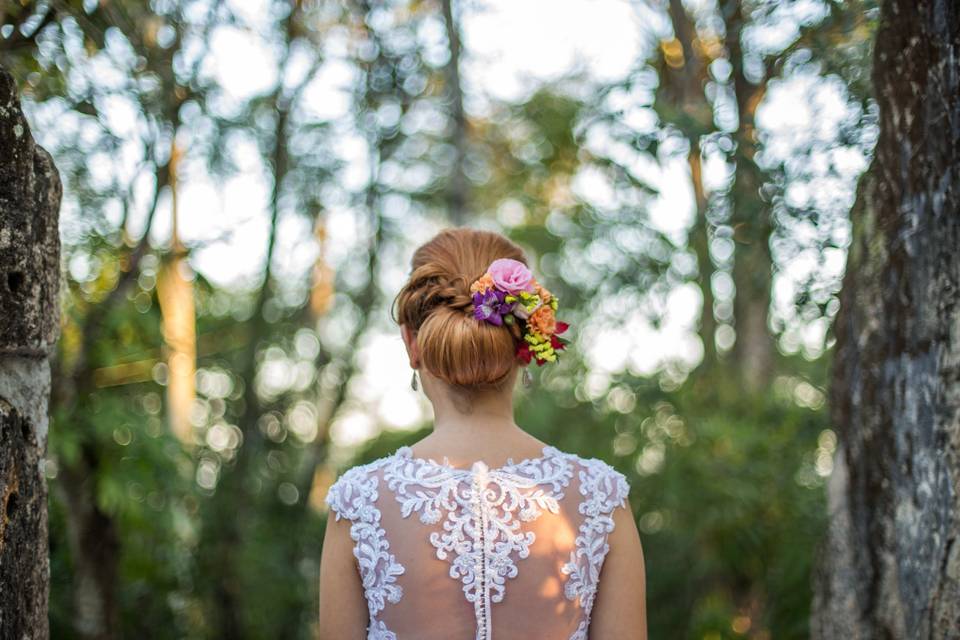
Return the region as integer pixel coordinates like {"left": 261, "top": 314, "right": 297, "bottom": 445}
{"left": 537, "top": 284, "right": 552, "bottom": 304}
{"left": 470, "top": 273, "right": 495, "bottom": 294}
{"left": 527, "top": 304, "right": 556, "bottom": 337}
{"left": 527, "top": 277, "right": 550, "bottom": 303}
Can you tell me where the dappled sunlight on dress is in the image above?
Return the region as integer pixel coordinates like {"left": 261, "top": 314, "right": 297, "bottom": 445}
{"left": 325, "top": 443, "right": 630, "bottom": 640}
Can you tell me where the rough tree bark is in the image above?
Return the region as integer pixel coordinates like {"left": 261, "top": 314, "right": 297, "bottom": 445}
{"left": 812, "top": 1, "right": 960, "bottom": 638}
{"left": 0, "top": 65, "right": 62, "bottom": 639}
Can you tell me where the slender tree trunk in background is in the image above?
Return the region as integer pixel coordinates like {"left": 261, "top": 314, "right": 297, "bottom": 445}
{"left": 54, "top": 459, "right": 120, "bottom": 639}
{"left": 158, "top": 140, "right": 196, "bottom": 446}
{"left": 723, "top": 0, "right": 775, "bottom": 392}
{"left": 441, "top": 0, "right": 469, "bottom": 225}
{"left": 688, "top": 147, "right": 716, "bottom": 367}
{"left": 0, "top": 65, "right": 62, "bottom": 640}
{"left": 660, "top": 0, "right": 717, "bottom": 370}
{"left": 812, "top": 1, "right": 960, "bottom": 637}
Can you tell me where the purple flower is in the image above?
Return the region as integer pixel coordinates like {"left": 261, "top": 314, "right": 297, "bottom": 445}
{"left": 472, "top": 289, "right": 514, "bottom": 326}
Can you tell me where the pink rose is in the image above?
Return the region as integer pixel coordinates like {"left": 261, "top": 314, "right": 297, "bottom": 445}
{"left": 487, "top": 258, "right": 535, "bottom": 294}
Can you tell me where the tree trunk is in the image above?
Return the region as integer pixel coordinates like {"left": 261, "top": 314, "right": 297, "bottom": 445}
{"left": 811, "top": 1, "right": 960, "bottom": 638}
{"left": 0, "top": 65, "right": 62, "bottom": 640}
{"left": 723, "top": 0, "right": 775, "bottom": 392}
{"left": 441, "top": 0, "right": 469, "bottom": 225}
{"left": 661, "top": 0, "right": 717, "bottom": 370}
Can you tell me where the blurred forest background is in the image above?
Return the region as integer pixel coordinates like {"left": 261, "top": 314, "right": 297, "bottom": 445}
{"left": 1, "top": 0, "right": 877, "bottom": 638}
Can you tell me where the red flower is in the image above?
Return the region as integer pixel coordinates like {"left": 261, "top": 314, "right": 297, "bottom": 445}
{"left": 516, "top": 342, "right": 533, "bottom": 365}
{"left": 555, "top": 321, "right": 569, "bottom": 335}
{"left": 550, "top": 334, "right": 567, "bottom": 350}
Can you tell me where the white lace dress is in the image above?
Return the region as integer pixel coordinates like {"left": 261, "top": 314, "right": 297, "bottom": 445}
{"left": 324, "top": 444, "right": 631, "bottom": 640}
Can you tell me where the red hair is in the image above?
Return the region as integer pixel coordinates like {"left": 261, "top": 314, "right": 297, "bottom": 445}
{"left": 391, "top": 228, "right": 528, "bottom": 390}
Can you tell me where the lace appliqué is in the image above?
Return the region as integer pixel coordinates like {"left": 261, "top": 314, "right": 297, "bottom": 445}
{"left": 325, "top": 462, "right": 405, "bottom": 639}
{"left": 384, "top": 447, "right": 574, "bottom": 640}
{"left": 560, "top": 459, "right": 630, "bottom": 640}
{"left": 368, "top": 620, "right": 397, "bottom": 640}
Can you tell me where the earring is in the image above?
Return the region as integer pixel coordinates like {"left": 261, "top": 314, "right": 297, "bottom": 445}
{"left": 522, "top": 367, "right": 533, "bottom": 388}
{"left": 411, "top": 370, "right": 419, "bottom": 391}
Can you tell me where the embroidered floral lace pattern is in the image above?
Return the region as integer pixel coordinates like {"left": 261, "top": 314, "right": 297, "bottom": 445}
{"left": 385, "top": 445, "right": 575, "bottom": 639}
{"left": 325, "top": 460, "right": 405, "bottom": 640}
{"left": 325, "top": 447, "right": 630, "bottom": 640}
{"left": 560, "top": 458, "right": 631, "bottom": 640}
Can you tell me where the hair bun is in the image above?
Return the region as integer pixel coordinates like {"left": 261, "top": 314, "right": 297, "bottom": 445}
{"left": 391, "top": 228, "right": 529, "bottom": 389}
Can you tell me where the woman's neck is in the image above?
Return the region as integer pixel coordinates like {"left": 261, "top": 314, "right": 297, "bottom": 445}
{"left": 414, "top": 392, "right": 547, "bottom": 465}
{"left": 411, "top": 368, "right": 546, "bottom": 463}
{"left": 421, "top": 369, "right": 519, "bottom": 434}
{"left": 431, "top": 404, "right": 520, "bottom": 438}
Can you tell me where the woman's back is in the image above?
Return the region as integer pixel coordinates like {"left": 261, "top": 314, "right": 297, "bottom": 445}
{"left": 324, "top": 443, "right": 630, "bottom": 640}
{"left": 319, "top": 230, "right": 645, "bottom": 638}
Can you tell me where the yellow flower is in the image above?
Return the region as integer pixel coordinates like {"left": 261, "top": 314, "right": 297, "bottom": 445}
{"left": 523, "top": 329, "right": 557, "bottom": 362}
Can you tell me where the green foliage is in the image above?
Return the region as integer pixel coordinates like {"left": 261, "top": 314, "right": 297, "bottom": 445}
{"left": 48, "top": 289, "right": 201, "bottom": 638}
{"left": 635, "top": 367, "right": 828, "bottom": 639}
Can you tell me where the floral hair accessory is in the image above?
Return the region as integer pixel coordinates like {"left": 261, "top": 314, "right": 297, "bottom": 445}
{"left": 469, "top": 258, "right": 569, "bottom": 366}
{"left": 487, "top": 258, "right": 537, "bottom": 294}
{"left": 472, "top": 288, "right": 514, "bottom": 326}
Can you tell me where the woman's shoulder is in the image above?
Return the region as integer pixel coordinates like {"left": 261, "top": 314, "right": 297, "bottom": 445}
{"left": 323, "top": 454, "right": 396, "bottom": 520}
{"left": 551, "top": 446, "right": 632, "bottom": 510}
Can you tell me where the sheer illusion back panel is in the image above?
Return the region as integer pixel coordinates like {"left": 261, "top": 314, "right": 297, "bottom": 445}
{"left": 325, "top": 445, "right": 630, "bottom": 640}
{"left": 375, "top": 474, "right": 483, "bottom": 639}
{"left": 374, "top": 467, "right": 586, "bottom": 639}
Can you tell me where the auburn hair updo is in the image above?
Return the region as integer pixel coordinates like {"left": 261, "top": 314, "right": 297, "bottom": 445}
{"left": 391, "top": 228, "right": 528, "bottom": 390}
